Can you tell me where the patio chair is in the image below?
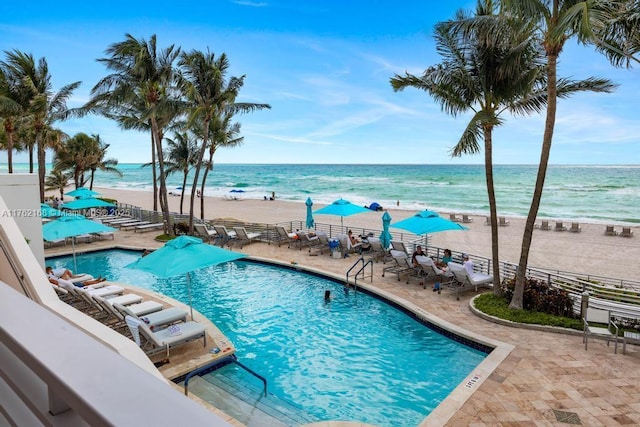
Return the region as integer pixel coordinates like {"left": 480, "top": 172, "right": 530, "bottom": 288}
{"left": 462, "top": 215, "right": 473, "bottom": 223}
{"left": 569, "top": 222, "right": 581, "bottom": 233}
{"left": 134, "top": 223, "right": 165, "bottom": 233}
{"left": 390, "top": 240, "right": 409, "bottom": 255}
{"left": 233, "top": 226, "right": 261, "bottom": 248}
{"left": 365, "top": 237, "right": 390, "bottom": 263}
{"left": 296, "top": 231, "right": 321, "bottom": 252}
{"left": 121, "top": 300, "right": 165, "bottom": 317}
{"left": 604, "top": 225, "right": 618, "bottom": 236}
{"left": 309, "top": 232, "right": 330, "bottom": 256}
{"left": 554, "top": 221, "right": 567, "bottom": 231}
{"left": 274, "top": 225, "right": 298, "bottom": 248}
{"left": 583, "top": 307, "right": 618, "bottom": 353}
{"left": 449, "top": 214, "right": 461, "bottom": 222}
{"left": 620, "top": 227, "right": 634, "bottom": 238}
{"left": 336, "top": 233, "right": 362, "bottom": 257}
{"left": 498, "top": 217, "right": 510, "bottom": 226}
{"left": 114, "top": 302, "right": 187, "bottom": 330}
{"left": 213, "top": 225, "right": 237, "bottom": 247}
{"left": 382, "top": 250, "right": 419, "bottom": 283}
{"left": 194, "top": 223, "right": 217, "bottom": 242}
{"left": 125, "top": 315, "right": 207, "bottom": 358}
{"left": 443, "top": 262, "right": 493, "bottom": 300}
{"left": 535, "top": 220, "right": 551, "bottom": 230}
{"left": 415, "top": 256, "right": 452, "bottom": 288}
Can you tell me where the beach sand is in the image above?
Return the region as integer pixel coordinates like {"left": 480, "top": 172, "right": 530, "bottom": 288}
{"left": 89, "top": 187, "right": 639, "bottom": 281}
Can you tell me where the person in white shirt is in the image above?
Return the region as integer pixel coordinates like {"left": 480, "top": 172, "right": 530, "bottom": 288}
{"left": 462, "top": 253, "right": 475, "bottom": 276}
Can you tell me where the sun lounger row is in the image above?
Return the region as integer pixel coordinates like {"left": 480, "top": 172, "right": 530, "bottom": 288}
{"left": 450, "top": 214, "right": 474, "bottom": 223}
{"left": 52, "top": 279, "right": 205, "bottom": 357}
{"left": 605, "top": 225, "right": 633, "bottom": 237}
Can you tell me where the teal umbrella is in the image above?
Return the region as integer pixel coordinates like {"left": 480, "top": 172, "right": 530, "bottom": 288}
{"left": 65, "top": 187, "right": 100, "bottom": 198}
{"left": 41, "top": 203, "right": 65, "bottom": 218}
{"left": 125, "top": 235, "right": 246, "bottom": 319}
{"left": 305, "top": 197, "right": 315, "bottom": 229}
{"left": 391, "top": 210, "right": 467, "bottom": 246}
{"left": 379, "top": 211, "right": 392, "bottom": 249}
{"left": 61, "top": 197, "right": 115, "bottom": 210}
{"left": 314, "top": 198, "right": 370, "bottom": 228}
{"left": 42, "top": 215, "right": 116, "bottom": 271}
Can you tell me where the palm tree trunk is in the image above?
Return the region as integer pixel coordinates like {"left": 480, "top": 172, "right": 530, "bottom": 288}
{"left": 179, "top": 172, "right": 187, "bottom": 215}
{"left": 189, "top": 120, "right": 210, "bottom": 233}
{"left": 151, "top": 120, "right": 171, "bottom": 235}
{"left": 151, "top": 132, "right": 158, "bottom": 212}
{"left": 510, "top": 52, "right": 559, "bottom": 309}
{"left": 37, "top": 134, "right": 46, "bottom": 202}
{"left": 4, "top": 122, "right": 14, "bottom": 173}
{"left": 483, "top": 126, "right": 501, "bottom": 296}
{"left": 199, "top": 153, "right": 214, "bottom": 220}
{"left": 29, "top": 144, "right": 34, "bottom": 173}
{"left": 90, "top": 169, "right": 96, "bottom": 189}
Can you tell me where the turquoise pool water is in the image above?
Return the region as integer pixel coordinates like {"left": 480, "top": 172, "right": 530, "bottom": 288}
{"left": 49, "top": 249, "right": 487, "bottom": 426}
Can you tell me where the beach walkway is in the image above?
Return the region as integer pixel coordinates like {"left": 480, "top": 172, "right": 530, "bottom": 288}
{"left": 44, "top": 229, "right": 640, "bottom": 426}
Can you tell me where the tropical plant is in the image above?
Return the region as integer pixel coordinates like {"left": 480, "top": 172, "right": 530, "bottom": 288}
{"left": 1, "top": 50, "right": 80, "bottom": 201}
{"left": 391, "top": 0, "right": 547, "bottom": 294}
{"left": 0, "top": 55, "right": 29, "bottom": 173}
{"left": 88, "top": 34, "right": 180, "bottom": 234}
{"left": 177, "top": 49, "right": 270, "bottom": 231}
{"left": 86, "top": 134, "right": 122, "bottom": 190}
{"left": 45, "top": 167, "right": 71, "bottom": 200}
{"left": 502, "top": 0, "right": 620, "bottom": 309}
{"left": 163, "top": 130, "right": 197, "bottom": 214}
{"left": 54, "top": 132, "right": 99, "bottom": 188}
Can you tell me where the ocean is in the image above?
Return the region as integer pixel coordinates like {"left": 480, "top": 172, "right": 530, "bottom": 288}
{"left": 3, "top": 163, "right": 639, "bottom": 224}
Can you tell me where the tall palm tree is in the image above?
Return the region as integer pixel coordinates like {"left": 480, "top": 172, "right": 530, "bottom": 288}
{"left": 163, "top": 130, "right": 197, "bottom": 214}
{"left": 391, "top": 0, "right": 548, "bottom": 294}
{"left": 502, "top": 0, "right": 619, "bottom": 309}
{"left": 87, "top": 134, "right": 122, "bottom": 190}
{"left": 1, "top": 50, "right": 80, "bottom": 202}
{"left": 45, "top": 167, "right": 71, "bottom": 201}
{"left": 54, "top": 132, "right": 99, "bottom": 188}
{"left": 595, "top": 0, "right": 640, "bottom": 68}
{"left": 177, "top": 50, "right": 270, "bottom": 231}
{"left": 198, "top": 112, "right": 244, "bottom": 219}
{"left": 0, "top": 55, "right": 29, "bottom": 173}
{"left": 89, "top": 34, "right": 180, "bottom": 233}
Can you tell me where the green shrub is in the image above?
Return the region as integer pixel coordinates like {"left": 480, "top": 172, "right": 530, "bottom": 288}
{"left": 474, "top": 293, "right": 583, "bottom": 330}
{"left": 501, "top": 276, "right": 575, "bottom": 318}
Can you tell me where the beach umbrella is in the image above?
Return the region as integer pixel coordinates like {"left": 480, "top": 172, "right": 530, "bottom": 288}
{"left": 42, "top": 215, "right": 116, "bottom": 271}
{"left": 125, "top": 235, "right": 245, "bottom": 320}
{"left": 391, "top": 210, "right": 467, "bottom": 245}
{"left": 230, "top": 189, "right": 245, "bottom": 193}
{"left": 61, "top": 197, "right": 115, "bottom": 210}
{"left": 41, "top": 203, "right": 66, "bottom": 218}
{"left": 380, "top": 211, "right": 392, "bottom": 249}
{"left": 305, "top": 197, "right": 315, "bottom": 229}
{"left": 314, "top": 198, "right": 370, "bottom": 228}
{"left": 65, "top": 187, "right": 100, "bottom": 198}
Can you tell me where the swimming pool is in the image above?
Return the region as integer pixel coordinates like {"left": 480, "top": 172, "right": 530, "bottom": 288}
{"left": 49, "top": 249, "right": 487, "bottom": 426}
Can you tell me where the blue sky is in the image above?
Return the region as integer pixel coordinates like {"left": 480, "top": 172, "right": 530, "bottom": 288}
{"left": 1, "top": 0, "right": 639, "bottom": 165}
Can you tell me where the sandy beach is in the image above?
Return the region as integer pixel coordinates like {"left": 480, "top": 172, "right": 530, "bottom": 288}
{"left": 86, "top": 187, "right": 640, "bottom": 281}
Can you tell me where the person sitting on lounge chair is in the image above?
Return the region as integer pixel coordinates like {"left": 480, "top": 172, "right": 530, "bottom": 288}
{"left": 462, "top": 253, "right": 474, "bottom": 276}
{"left": 435, "top": 249, "right": 452, "bottom": 269}
{"left": 348, "top": 230, "right": 360, "bottom": 247}
{"left": 46, "top": 266, "right": 80, "bottom": 280}
{"left": 411, "top": 245, "right": 427, "bottom": 267}
{"left": 46, "top": 267, "right": 106, "bottom": 288}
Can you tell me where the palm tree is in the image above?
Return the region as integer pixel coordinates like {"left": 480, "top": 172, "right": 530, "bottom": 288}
{"left": 86, "top": 134, "right": 122, "bottom": 190}
{"left": 1, "top": 50, "right": 80, "bottom": 202}
{"left": 0, "top": 55, "right": 29, "bottom": 173}
{"left": 177, "top": 49, "right": 270, "bottom": 232}
{"left": 502, "top": 0, "right": 619, "bottom": 309}
{"left": 391, "top": 0, "right": 547, "bottom": 294}
{"left": 163, "top": 130, "right": 197, "bottom": 214}
{"left": 45, "top": 167, "right": 71, "bottom": 200}
{"left": 54, "top": 132, "right": 99, "bottom": 188}
{"left": 594, "top": 0, "right": 640, "bottom": 68}
{"left": 89, "top": 34, "right": 180, "bottom": 234}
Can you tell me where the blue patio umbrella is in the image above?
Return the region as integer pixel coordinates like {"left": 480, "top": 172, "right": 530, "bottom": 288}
{"left": 391, "top": 210, "right": 467, "bottom": 246}
{"left": 42, "top": 215, "right": 116, "bottom": 271}
{"left": 41, "top": 203, "right": 65, "bottom": 218}
{"left": 125, "top": 235, "right": 246, "bottom": 320}
{"left": 314, "top": 198, "right": 371, "bottom": 228}
{"left": 65, "top": 187, "right": 100, "bottom": 198}
{"left": 305, "top": 197, "right": 315, "bottom": 229}
{"left": 230, "top": 189, "right": 245, "bottom": 193}
{"left": 61, "top": 197, "right": 115, "bottom": 210}
{"left": 379, "top": 211, "right": 392, "bottom": 249}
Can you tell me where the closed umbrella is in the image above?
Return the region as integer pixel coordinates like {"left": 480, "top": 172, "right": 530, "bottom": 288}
{"left": 65, "top": 187, "right": 100, "bottom": 198}
{"left": 125, "top": 235, "right": 245, "bottom": 320}
{"left": 305, "top": 197, "right": 315, "bottom": 229}
{"left": 391, "top": 210, "right": 467, "bottom": 246}
{"left": 42, "top": 215, "right": 116, "bottom": 271}
{"left": 379, "top": 211, "right": 392, "bottom": 249}
{"left": 61, "top": 197, "right": 115, "bottom": 210}
{"left": 314, "top": 198, "right": 370, "bottom": 228}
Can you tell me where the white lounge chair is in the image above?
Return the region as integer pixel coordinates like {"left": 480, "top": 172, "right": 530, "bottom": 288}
{"left": 604, "top": 225, "right": 618, "bottom": 236}
{"left": 499, "top": 217, "right": 510, "bottom": 226}
{"left": 449, "top": 214, "right": 461, "bottom": 222}
{"left": 415, "top": 256, "right": 452, "bottom": 288}
{"left": 134, "top": 222, "right": 164, "bottom": 233}
{"left": 390, "top": 241, "right": 409, "bottom": 255}
{"left": 336, "top": 234, "right": 362, "bottom": 258}
{"left": 296, "top": 231, "right": 321, "bottom": 252}
{"left": 122, "top": 300, "right": 165, "bottom": 317}
{"left": 114, "top": 302, "right": 187, "bottom": 330}
{"left": 620, "top": 227, "right": 634, "bottom": 238}
{"left": 444, "top": 262, "right": 493, "bottom": 300}
{"left": 125, "top": 315, "right": 206, "bottom": 358}
{"left": 583, "top": 307, "right": 618, "bottom": 353}
{"left": 382, "top": 250, "right": 418, "bottom": 283}
{"left": 274, "top": 225, "right": 298, "bottom": 248}
{"left": 535, "top": 220, "right": 552, "bottom": 231}
{"left": 233, "top": 226, "right": 261, "bottom": 248}
{"left": 365, "top": 237, "right": 390, "bottom": 263}
{"left": 194, "top": 223, "right": 217, "bottom": 242}
{"left": 569, "top": 222, "right": 581, "bottom": 233}
{"left": 213, "top": 225, "right": 237, "bottom": 247}
{"left": 462, "top": 214, "right": 473, "bottom": 223}
{"left": 554, "top": 221, "right": 568, "bottom": 231}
